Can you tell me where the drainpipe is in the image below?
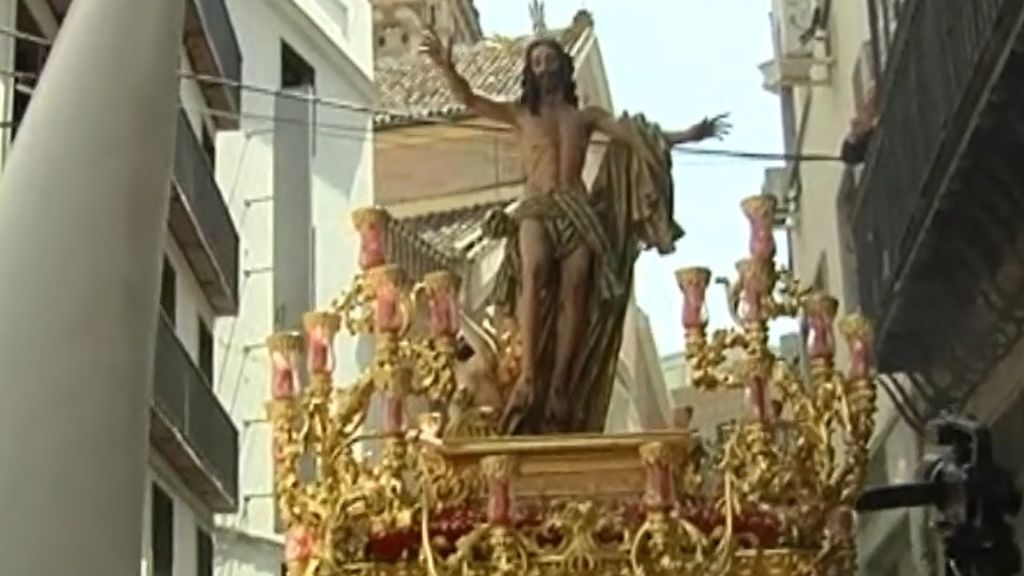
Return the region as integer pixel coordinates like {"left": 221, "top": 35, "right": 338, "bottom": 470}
{"left": 0, "top": 0, "right": 184, "bottom": 573}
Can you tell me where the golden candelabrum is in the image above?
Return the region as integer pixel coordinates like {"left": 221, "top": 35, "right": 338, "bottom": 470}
{"left": 267, "top": 197, "right": 877, "bottom": 576}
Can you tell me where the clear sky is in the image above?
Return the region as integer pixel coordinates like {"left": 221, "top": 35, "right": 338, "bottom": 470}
{"left": 474, "top": 0, "right": 789, "bottom": 357}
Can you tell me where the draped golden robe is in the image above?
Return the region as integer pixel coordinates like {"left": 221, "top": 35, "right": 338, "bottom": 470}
{"left": 483, "top": 113, "right": 683, "bottom": 435}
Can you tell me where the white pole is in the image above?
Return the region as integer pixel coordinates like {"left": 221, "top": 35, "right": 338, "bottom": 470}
{"left": 0, "top": 0, "right": 184, "bottom": 573}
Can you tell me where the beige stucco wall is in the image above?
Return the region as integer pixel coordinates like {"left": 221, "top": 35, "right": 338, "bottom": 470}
{"left": 376, "top": 125, "right": 523, "bottom": 205}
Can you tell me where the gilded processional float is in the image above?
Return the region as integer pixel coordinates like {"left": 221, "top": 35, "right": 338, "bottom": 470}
{"left": 265, "top": 192, "right": 877, "bottom": 576}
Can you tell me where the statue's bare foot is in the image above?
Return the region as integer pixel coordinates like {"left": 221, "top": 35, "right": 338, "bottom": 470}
{"left": 499, "top": 379, "right": 534, "bottom": 433}
{"left": 542, "top": 388, "right": 569, "bottom": 432}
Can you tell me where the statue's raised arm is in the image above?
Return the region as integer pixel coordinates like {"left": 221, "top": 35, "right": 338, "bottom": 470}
{"left": 587, "top": 107, "right": 732, "bottom": 149}
{"left": 419, "top": 29, "right": 518, "bottom": 125}
{"left": 665, "top": 113, "right": 732, "bottom": 145}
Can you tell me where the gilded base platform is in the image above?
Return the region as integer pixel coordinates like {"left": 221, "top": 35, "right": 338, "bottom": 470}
{"left": 321, "top": 430, "right": 836, "bottom": 576}
{"left": 424, "top": 430, "right": 697, "bottom": 501}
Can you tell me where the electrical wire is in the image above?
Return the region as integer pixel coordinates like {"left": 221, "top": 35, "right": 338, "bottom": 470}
{"left": 0, "top": 25, "right": 844, "bottom": 164}
{"left": 4, "top": 65, "right": 835, "bottom": 167}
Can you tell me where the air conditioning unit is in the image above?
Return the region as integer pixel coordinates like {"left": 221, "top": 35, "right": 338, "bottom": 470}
{"left": 759, "top": 0, "right": 834, "bottom": 94}
{"left": 761, "top": 167, "right": 794, "bottom": 227}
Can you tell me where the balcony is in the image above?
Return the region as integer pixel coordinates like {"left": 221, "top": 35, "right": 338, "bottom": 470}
{"left": 43, "top": 0, "right": 241, "bottom": 125}
{"left": 840, "top": 0, "right": 1024, "bottom": 413}
{"left": 151, "top": 312, "right": 239, "bottom": 512}
{"left": 169, "top": 110, "right": 240, "bottom": 315}
{"left": 183, "top": 0, "right": 242, "bottom": 125}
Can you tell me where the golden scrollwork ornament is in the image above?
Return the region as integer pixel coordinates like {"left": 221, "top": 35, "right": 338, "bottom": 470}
{"left": 266, "top": 198, "right": 876, "bottom": 576}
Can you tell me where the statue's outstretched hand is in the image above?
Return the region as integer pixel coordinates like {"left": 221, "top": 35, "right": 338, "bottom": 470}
{"left": 695, "top": 113, "right": 732, "bottom": 141}
{"left": 419, "top": 28, "right": 453, "bottom": 69}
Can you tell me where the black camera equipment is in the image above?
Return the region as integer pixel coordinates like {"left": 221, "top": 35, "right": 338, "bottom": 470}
{"left": 855, "top": 414, "right": 1021, "bottom": 576}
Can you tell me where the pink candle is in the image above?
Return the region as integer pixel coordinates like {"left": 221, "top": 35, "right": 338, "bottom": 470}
{"left": 267, "top": 332, "right": 302, "bottom": 400}
{"left": 385, "top": 392, "right": 405, "bottom": 433}
{"left": 849, "top": 339, "right": 872, "bottom": 380}
{"left": 677, "top": 267, "right": 711, "bottom": 330}
{"left": 353, "top": 208, "right": 389, "bottom": 271}
{"left": 428, "top": 289, "right": 458, "bottom": 339}
{"left": 747, "top": 372, "right": 772, "bottom": 422}
{"left": 741, "top": 195, "right": 777, "bottom": 261}
{"left": 302, "top": 313, "right": 340, "bottom": 376}
{"left": 307, "top": 325, "right": 330, "bottom": 374}
{"left": 423, "top": 271, "right": 462, "bottom": 340}
{"left": 482, "top": 456, "right": 515, "bottom": 526}
{"left": 487, "top": 477, "right": 512, "bottom": 526}
{"left": 640, "top": 443, "right": 675, "bottom": 511}
{"left": 285, "top": 526, "right": 315, "bottom": 564}
{"left": 374, "top": 281, "right": 403, "bottom": 334}
{"left": 804, "top": 294, "right": 839, "bottom": 361}
{"left": 738, "top": 260, "right": 769, "bottom": 323}
{"left": 270, "top": 350, "right": 295, "bottom": 399}
{"left": 841, "top": 315, "right": 875, "bottom": 380}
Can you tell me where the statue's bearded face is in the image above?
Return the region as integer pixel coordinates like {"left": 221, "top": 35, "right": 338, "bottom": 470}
{"left": 520, "top": 39, "right": 578, "bottom": 114}
{"left": 529, "top": 43, "right": 565, "bottom": 94}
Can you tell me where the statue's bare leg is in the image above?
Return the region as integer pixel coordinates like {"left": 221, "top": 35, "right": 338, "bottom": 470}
{"left": 500, "top": 218, "right": 550, "bottom": 429}
{"left": 544, "top": 243, "right": 591, "bottom": 430}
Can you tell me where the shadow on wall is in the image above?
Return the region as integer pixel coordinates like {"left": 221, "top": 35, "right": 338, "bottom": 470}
{"left": 311, "top": 104, "right": 373, "bottom": 201}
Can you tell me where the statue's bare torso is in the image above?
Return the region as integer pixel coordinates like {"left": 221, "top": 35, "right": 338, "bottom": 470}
{"left": 516, "top": 104, "right": 593, "bottom": 196}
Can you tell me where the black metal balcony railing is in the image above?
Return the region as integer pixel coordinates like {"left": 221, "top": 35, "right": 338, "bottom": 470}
{"left": 171, "top": 111, "right": 240, "bottom": 314}
{"left": 192, "top": 0, "right": 242, "bottom": 111}
{"left": 844, "top": 0, "right": 1011, "bottom": 331}
{"left": 153, "top": 312, "right": 239, "bottom": 512}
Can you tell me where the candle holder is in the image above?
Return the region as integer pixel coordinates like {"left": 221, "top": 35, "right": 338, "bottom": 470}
{"left": 352, "top": 206, "right": 390, "bottom": 271}
{"left": 674, "top": 194, "right": 877, "bottom": 571}
{"left": 303, "top": 311, "right": 341, "bottom": 376}
{"left": 803, "top": 292, "right": 840, "bottom": 378}
{"left": 410, "top": 270, "right": 462, "bottom": 409}
{"left": 741, "top": 194, "right": 777, "bottom": 261}
{"left": 677, "top": 267, "right": 711, "bottom": 353}
{"left": 268, "top": 331, "right": 304, "bottom": 400}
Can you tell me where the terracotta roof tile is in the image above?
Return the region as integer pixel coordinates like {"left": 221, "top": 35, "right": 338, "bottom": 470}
{"left": 396, "top": 201, "right": 509, "bottom": 260}
{"left": 374, "top": 15, "right": 593, "bottom": 128}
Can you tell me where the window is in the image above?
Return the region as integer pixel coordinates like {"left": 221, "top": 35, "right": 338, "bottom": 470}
{"left": 160, "top": 257, "right": 177, "bottom": 324}
{"left": 10, "top": 0, "right": 47, "bottom": 142}
{"left": 281, "top": 42, "right": 315, "bottom": 90}
{"left": 201, "top": 122, "right": 216, "bottom": 170}
{"left": 198, "top": 318, "right": 214, "bottom": 384}
{"left": 779, "top": 87, "right": 797, "bottom": 157}
{"left": 196, "top": 528, "right": 214, "bottom": 576}
{"left": 401, "top": 32, "right": 409, "bottom": 45}
{"left": 151, "top": 484, "right": 174, "bottom": 576}
{"left": 430, "top": 5, "right": 438, "bottom": 26}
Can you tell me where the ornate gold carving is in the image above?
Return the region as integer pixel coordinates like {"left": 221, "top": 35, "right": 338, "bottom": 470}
{"left": 267, "top": 201, "right": 876, "bottom": 576}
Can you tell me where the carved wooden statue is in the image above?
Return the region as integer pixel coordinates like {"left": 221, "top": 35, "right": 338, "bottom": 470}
{"left": 421, "top": 30, "right": 729, "bottom": 434}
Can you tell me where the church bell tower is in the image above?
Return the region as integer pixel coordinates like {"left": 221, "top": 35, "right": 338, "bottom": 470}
{"left": 370, "top": 0, "right": 484, "bottom": 58}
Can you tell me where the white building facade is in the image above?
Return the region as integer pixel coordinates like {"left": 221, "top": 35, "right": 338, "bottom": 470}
{"left": 212, "top": 1, "right": 375, "bottom": 574}
{"left": 759, "top": 1, "right": 931, "bottom": 575}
